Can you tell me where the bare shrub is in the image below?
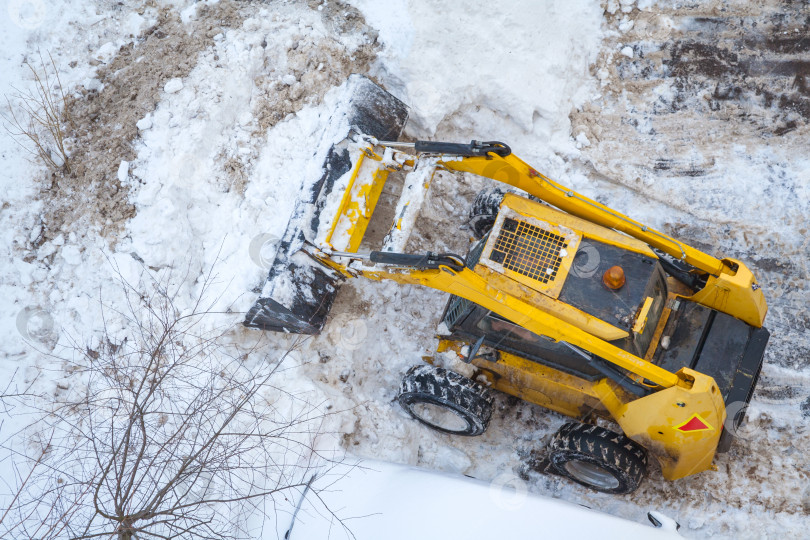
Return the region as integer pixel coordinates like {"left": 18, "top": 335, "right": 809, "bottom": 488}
{"left": 1, "top": 263, "right": 343, "bottom": 539}
{"left": 2, "top": 50, "right": 72, "bottom": 173}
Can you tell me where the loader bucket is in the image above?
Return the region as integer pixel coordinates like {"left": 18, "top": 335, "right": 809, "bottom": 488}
{"left": 244, "top": 75, "right": 409, "bottom": 334}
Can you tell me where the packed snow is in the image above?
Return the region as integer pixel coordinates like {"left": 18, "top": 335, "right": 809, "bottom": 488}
{"left": 1, "top": 0, "right": 808, "bottom": 538}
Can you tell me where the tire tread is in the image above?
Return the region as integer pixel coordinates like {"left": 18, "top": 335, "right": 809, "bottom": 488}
{"left": 398, "top": 365, "right": 493, "bottom": 436}
{"left": 548, "top": 422, "right": 647, "bottom": 494}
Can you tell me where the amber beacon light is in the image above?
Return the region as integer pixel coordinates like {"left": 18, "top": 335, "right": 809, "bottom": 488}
{"left": 602, "top": 265, "right": 626, "bottom": 290}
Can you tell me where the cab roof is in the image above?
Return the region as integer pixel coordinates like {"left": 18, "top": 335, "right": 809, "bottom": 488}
{"left": 471, "top": 193, "right": 661, "bottom": 339}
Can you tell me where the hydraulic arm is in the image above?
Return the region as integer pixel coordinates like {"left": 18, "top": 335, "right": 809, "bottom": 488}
{"left": 384, "top": 140, "right": 767, "bottom": 328}
{"left": 296, "top": 138, "right": 769, "bottom": 391}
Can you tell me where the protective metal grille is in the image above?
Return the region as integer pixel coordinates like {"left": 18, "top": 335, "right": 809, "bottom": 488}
{"left": 489, "top": 218, "right": 567, "bottom": 284}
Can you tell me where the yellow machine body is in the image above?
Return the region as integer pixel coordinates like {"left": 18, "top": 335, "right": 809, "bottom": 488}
{"left": 305, "top": 139, "right": 766, "bottom": 482}
{"left": 435, "top": 347, "right": 725, "bottom": 480}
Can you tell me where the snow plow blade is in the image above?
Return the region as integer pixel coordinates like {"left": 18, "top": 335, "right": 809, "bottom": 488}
{"left": 244, "top": 75, "right": 409, "bottom": 334}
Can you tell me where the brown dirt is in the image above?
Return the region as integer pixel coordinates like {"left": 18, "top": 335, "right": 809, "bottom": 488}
{"left": 252, "top": 37, "right": 377, "bottom": 135}
{"left": 572, "top": 0, "right": 810, "bottom": 165}
{"left": 252, "top": 1, "right": 378, "bottom": 136}
{"left": 38, "top": 2, "right": 245, "bottom": 248}
{"left": 32, "top": 0, "right": 383, "bottom": 246}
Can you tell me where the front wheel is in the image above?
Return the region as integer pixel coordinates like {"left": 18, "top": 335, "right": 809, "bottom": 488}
{"left": 398, "top": 365, "right": 493, "bottom": 436}
{"left": 548, "top": 422, "right": 647, "bottom": 494}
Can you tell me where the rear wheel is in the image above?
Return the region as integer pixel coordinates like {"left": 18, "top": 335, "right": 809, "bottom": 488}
{"left": 398, "top": 365, "right": 493, "bottom": 436}
{"left": 548, "top": 422, "right": 647, "bottom": 494}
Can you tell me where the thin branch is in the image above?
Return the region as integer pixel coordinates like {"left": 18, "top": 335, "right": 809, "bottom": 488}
{"left": 1, "top": 49, "right": 71, "bottom": 173}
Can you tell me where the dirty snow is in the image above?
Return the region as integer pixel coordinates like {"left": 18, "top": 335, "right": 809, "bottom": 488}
{"left": 1, "top": 0, "right": 808, "bottom": 538}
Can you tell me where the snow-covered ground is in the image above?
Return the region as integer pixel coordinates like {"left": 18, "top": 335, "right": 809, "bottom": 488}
{"left": 1, "top": 0, "right": 808, "bottom": 538}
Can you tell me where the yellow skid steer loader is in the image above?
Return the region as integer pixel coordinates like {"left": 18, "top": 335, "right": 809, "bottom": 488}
{"left": 245, "top": 76, "right": 769, "bottom": 494}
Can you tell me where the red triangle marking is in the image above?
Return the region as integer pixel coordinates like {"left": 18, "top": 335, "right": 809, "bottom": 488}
{"left": 677, "top": 416, "right": 709, "bottom": 432}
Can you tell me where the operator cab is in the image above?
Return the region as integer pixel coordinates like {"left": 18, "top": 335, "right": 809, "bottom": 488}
{"left": 441, "top": 294, "right": 607, "bottom": 381}
{"left": 440, "top": 193, "right": 670, "bottom": 375}
{"left": 439, "top": 257, "right": 669, "bottom": 397}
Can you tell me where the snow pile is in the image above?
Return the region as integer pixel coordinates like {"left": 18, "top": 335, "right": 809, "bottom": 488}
{"left": 0, "top": 0, "right": 157, "bottom": 379}
{"left": 352, "top": 0, "right": 603, "bottom": 157}
{"left": 0, "top": 0, "right": 374, "bottom": 534}
{"left": 124, "top": 4, "right": 374, "bottom": 319}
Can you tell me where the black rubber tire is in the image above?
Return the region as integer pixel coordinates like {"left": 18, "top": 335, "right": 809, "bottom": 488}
{"left": 398, "top": 365, "right": 493, "bottom": 436}
{"left": 468, "top": 187, "right": 506, "bottom": 239}
{"left": 548, "top": 422, "right": 647, "bottom": 494}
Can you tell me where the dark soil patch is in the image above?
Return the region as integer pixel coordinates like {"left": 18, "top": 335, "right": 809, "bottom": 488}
{"left": 40, "top": 3, "right": 245, "bottom": 247}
